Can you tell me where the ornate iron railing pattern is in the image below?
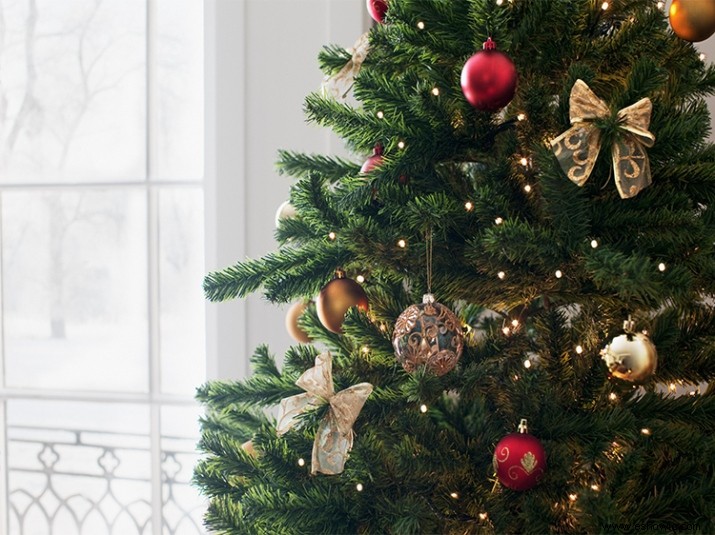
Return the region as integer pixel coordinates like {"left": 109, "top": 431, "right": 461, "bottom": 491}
{"left": 7, "top": 425, "right": 205, "bottom": 534}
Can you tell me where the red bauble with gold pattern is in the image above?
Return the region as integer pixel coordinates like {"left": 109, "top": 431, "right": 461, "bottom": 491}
{"left": 366, "top": 0, "right": 388, "bottom": 24}
{"left": 460, "top": 38, "right": 517, "bottom": 111}
{"left": 493, "top": 419, "right": 546, "bottom": 491}
{"left": 316, "top": 270, "right": 369, "bottom": 334}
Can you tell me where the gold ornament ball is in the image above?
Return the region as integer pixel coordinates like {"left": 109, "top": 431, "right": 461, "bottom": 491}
{"left": 392, "top": 294, "right": 464, "bottom": 376}
{"left": 601, "top": 332, "right": 657, "bottom": 383}
{"left": 285, "top": 301, "right": 312, "bottom": 344}
{"left": 669, "top": 0, "right": 715, "bottom": 42}
{"left": 274, "top": 200, "right": 297, "bottom": 228}
{"left": 316, "top": 271, "right": 369, "bottom": 334}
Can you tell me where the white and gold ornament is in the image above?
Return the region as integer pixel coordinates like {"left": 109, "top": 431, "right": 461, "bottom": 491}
{"left": 601, "top": 317, "right": 658, "bottom": 383}
{"left": 551, "top": 79, "right": 655, "bottom": 199}
{"left": 276, "top": 352, "right": 373, "bottom": 475}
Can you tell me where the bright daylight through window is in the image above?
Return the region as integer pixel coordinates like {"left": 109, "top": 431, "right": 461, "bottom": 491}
{"left": 0, "top": 0, "right": 205, "bottom": 533}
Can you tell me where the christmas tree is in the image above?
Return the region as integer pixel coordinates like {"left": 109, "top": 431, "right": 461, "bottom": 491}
{"left": 194, "top": 1, "right": 715, "bottom": 533}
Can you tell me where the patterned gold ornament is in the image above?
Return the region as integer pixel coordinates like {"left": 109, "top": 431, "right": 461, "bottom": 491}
{"left": 601, "top": 318, "right": 657, "bottom": 383}
{"left": 392, "top": 293, "right": 463, "bottom": 376}
{"left": 321, "top": 32, "right": 370, "bottom": 102}
{"left": 551, "top": 79, "right": 655, "bottom": 199}
{"left": 276, "top": 352, "right": 373, "bottom": 475}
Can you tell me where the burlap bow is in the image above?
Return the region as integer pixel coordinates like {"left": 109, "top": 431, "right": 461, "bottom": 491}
{"left": 551, "top": 79, "right": 655, "bottom": 199}
{"left": 276, "top": 352, "right": 373, "bottom": 475}
{"left": 321, "top": 32, "right": 370, "bottom": 102}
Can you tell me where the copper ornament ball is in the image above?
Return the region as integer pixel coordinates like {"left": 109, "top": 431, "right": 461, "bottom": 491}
{"left": 316, "top": 271, "right": 369, "bottom": 334}
{"left": 392, "top": 293, "right": 463, "bottom": 376}
{"left": 669, "top": 0, "right": 715, "bottom": 42}
{"left": 601, "top": 331, "right": 657, "bottom": 383}
{"left": 285, "top": 301, "right": 312, "bottom": 344}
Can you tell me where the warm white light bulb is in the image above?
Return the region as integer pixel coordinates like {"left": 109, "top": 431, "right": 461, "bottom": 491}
{"left": 609, "top": 392, "right": 618, "bottom": 401}
{"left": 450, "top": 492, "right": 459, "bottom": 499}
{"left": 669, "top": 383, "right": 677, "bottom": 392}
{"left": 656, "top": 1, "right": 664, "bottom": 9}
{"left": 479, "top": 513, "right": 488, "bottom": 521}
{"left": 417, "top": 21, "right": 425, "bottom": 29}
{"left": 700, "top": 53, "right": 707, "bottom": 62}
{"left": 591, "top": 484, "right": 600, "bottom": 492}
{"left": 397, "top": 239, "right": 407, "bottom": 248}
{"left": 519, "top": 157, "right": 528, "bottom": 166}
{"left": 419, "top": 404, "right": 428, "bottom": 413}
{"left": 498, "top": 271, "right": 506, "bottom": 280}
{"left": 431, "top": 87, "right": 440, "bottom": 96}
{"left": 465, "top": 201, "right": 474, "bottom": 211}
{"left": 362, "top": 345, "right": 370, "bottom": 354}
{"left": 356, "top": 274, "right": 366, "bottom": 283}
{"left": 397, "top": 140, "right": 406, "bottom": 149}
{"left": 376, "top": 111, "right": 384, "bottom": 119}
{"left": 555, "top": 270, "right": 563, "bottom": 279}
{"left": 298, "top": 458, "right": 306, "bottom": 467}
{"left": 569, "top": 493, "right": 578, "bottom": 502}
{"left": 658, "top": 262, "right": 666, "bottom": 272}
{"left": 511, "top": 319, "right": 519, "bottom": 327}
{"left": 328, "top": 231, "right": 337, "bottom": 240}
{"left": 517, "top": 113, "right": 526, "bottom": 121}
{"left": 523, "top": 359, "right": 532, "bottom": 369}
{"left": 601, "top": 1, "right": 609, "bottom": 10}
{"left": 502, "top": 327, "right": 511, "bottom": 335}
{"left": 641, "top": 428, "right": 651, "bottom": 436}
{"left": 356, "top": 483, "right": 364, "bottom": 492}
{"left": 575, "top": 345, "right": 583, "bottom": 354}
{"left": 524, "top": 184, "right": 532, "bottom": 193}
{"left": 591, "top": 239, "right": 599, "bottom": 248}
{"left": 495, "top": 217, "right": 504, "bottom": 225}
{"left": 496, "top": 0, "right": 504, "bottom": 5}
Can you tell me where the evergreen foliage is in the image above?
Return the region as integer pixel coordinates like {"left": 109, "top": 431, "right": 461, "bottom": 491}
{"left": 196, "top": 1, "right": 715, "bottom": 532}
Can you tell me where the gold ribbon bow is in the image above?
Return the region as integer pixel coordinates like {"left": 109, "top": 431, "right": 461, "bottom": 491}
{"left": 321, "top": 32, "right": 370, "bottom": 102}
{"left": 551, "top": 79, "right": 655, "bottom": 199}
{"left": 277, "top": 352, "right": 373, "bottom": 475}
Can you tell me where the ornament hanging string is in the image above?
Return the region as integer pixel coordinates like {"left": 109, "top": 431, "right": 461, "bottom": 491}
{"left": 425, "top": 227, "right": 433, "bottom": 295}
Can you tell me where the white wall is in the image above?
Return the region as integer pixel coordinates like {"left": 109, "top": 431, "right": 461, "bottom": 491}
{"left": 205, "top": 0, "right": 368, "bottom": 380}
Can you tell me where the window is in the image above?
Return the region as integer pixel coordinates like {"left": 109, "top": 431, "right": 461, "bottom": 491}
{"left": 0, "top": 0, "right": 205, "bottom": 533}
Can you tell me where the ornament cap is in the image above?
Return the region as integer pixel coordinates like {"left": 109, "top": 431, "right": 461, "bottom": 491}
{"left": 518, "top": 418, "right": 528, "bottom": 434}
{"left": 373, "top": 142, "right": 384, "bottom": 156}
{"left": 483, "top": 37, "right": 497, "bottom": 50}
{"left": 623, "top": 315, "right": 636, "bottom": 333}
{"left": 334, "top": 268, "right": 346, "bottom": 279}
{"left": 422, "top": 293, "right": 436, "bottom": 304}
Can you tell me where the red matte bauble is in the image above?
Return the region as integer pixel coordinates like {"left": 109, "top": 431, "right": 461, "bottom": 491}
{"left": 493, "top": 426, "right": 546, "bottom": 491}
{"left": 461, "top": 38, "right": 517, "bottom": 111}
{"left": 316, "top": 270, "right": 369, "bottom": 334}
{"left": 366, "top": 0, "right": 388, "bottom": 23}
{"left": 360, "top": 144, "right": 384, "bottom": 174}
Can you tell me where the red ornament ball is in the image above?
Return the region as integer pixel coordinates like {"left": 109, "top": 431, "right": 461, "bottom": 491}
{"left": 366, "top": 0, "right": 388, "bottom": 23}
{"left": 493, "top": 420, "right": 546, "bottom": 491}
{"left": 460, "top": 38, "right": 517, "bottom": 111}
{"left": 360, "top": 143, "right": 384, "bottom": 174}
